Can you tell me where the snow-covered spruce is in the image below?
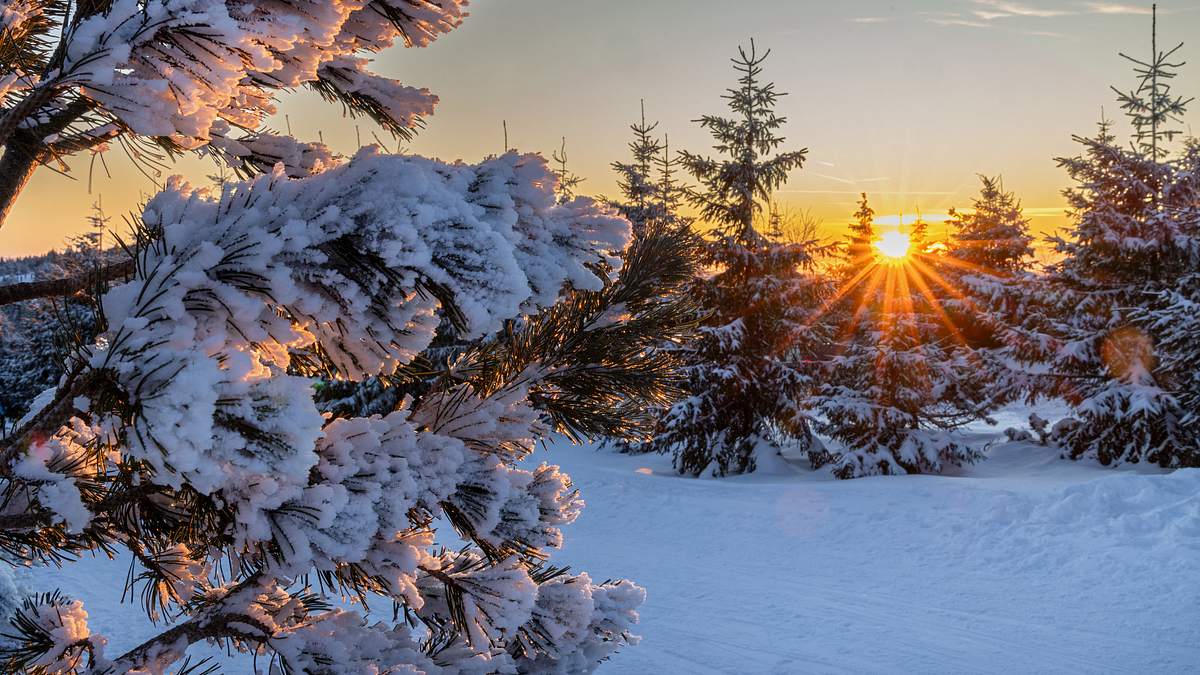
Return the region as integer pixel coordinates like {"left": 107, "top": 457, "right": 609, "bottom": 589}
{"left": 634, "top": 42, "right": 825, "bottom": 477}
{"left": 811, "top": 194, "right": 991, "bottom": 479}
{"left": 997, "top": 16, "right": 1200, "bottom": 468}
{"left": 942, "top": 175, "right": 1036, "bottom": 354}
{"left": 0, "top": 150, "right": 647, "bottom": 673}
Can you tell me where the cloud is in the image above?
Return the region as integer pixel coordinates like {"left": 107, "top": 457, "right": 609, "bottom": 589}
{"left": 927, "top": 17, "right": 995, "bottom": 28}
{"left": 972, "top": 0, "right": 1072, "bottom": 18}
{"left": 778, "top": 190, "right": 957, "bottom": 196}
{"left": 850, "top": 16, "right": 895, "bottom": 24}
{"left": 1023, "top": 29, "right": 1069, "bottom": 38}
{"left": 929, "top": 0, "right": 1165, "bottom": 30}
{"left": 1082, "top": 2, "right": 1152, "bottom": 14}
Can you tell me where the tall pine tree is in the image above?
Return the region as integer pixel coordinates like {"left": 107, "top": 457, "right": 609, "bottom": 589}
{"left": 636, "top": 41, "right": 825, "bottom": 477}
{"left": 1005, "top": 7, "right": 1200, "bottom": 467}
{"left": 611, "top": 101, "right": 666, "bottom": 233}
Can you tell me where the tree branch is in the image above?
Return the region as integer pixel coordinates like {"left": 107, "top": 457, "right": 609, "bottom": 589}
{"left": 104, "top": 573, "right": 272, "bottom": 672}
{"left": 0, "top": 137, "right": 48, "bottom": 229}
{"left": 0, "top": 481, "right": 160, "bottom": 533}
{"left": 0, "top": 257, "right": 133, "bottom": 307}
{"left": 0, "top": 97, "right": 94, "bottom": 230}
{"left": 0, "top": 367, "right": 91, "bottom": 468}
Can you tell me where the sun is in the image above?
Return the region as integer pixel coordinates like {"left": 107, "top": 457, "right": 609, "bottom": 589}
{"left": 874, "top": 230, "right": 911, "bottom": 261}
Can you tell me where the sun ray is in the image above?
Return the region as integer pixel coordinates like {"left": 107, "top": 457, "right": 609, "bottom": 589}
{"left": 905, "top": 262, "right": 969, "bottom": 346}
{"left": 875, "top": 264, "right": 903, "bottom": 382}
{"left": 881, "top": 262, "right": 899, "bottom": 336}
{"left": 893, "top": 267, "right": 934, "bottom": 388}
{"left": 928, "top": 253, "right": 991, "bottom": 275}
{"left": 832, "top": 264, "right": 888, "bottom": 358}
{"left": 809, "top": 260, "right": 879, "bottom": 327}
{"left": 908, "top": 256, "right": 987, "bottom": 316}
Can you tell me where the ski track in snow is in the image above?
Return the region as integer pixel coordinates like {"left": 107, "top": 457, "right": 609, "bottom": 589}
{"left": 23, "top": 408, "right": 1200, "bottom": 674}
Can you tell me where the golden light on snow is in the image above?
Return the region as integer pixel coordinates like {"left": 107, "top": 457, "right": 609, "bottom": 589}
{"left": 874, "top": 230, "right": 911, "bottom": 261}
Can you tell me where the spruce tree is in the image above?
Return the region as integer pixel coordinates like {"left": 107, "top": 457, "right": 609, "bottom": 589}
{"left": 610, "top": 101, "right": 666, "bottom": 233}
{"left": 1005, "top": 7, "right": 1200, "bottom": 467}
{"left": 1137, "top": 138, "right": 1200, "bottom": 447}
{"left": 947, "top": 176, "right": 1034, "bottom": 275}
{"left": 830, "top": 194, "right": 879, "bottom": 312}
{"left": 636, "top": 41, "right": 824, "bottom": 477}
{"left": 655, "top": 135, "right": 690, "bottom": 219}
{"left": 845, "top": 194, "right": 878, "bottom": 269}
{"left": 943, "top": 176, "right": 1035, "bottom": 350}
{"left": 552, "top": 136, "right": 586, "bottom": 203}
{"left": 812, "top": 195, "right": 990, "bottom": 478}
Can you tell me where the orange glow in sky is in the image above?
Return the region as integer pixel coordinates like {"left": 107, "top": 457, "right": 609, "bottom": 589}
{"left": 2, "top": 1, "right": 1198, "bottom": 257}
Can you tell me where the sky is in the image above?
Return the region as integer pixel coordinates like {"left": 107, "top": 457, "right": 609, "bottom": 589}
{"left": 3, "top": 0, "right": 1200, "bottom": 257}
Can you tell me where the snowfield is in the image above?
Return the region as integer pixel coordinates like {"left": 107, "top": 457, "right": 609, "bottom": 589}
{"left": 24, "top": 410, "right": 1200, "bottom": 673}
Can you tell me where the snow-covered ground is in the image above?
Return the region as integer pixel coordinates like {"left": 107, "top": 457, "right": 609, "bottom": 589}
{"left": 554, "top": 440, "right": 1199, "bottom": 674}
{"left": 23, "top": 408, "right": 1200, "bottom": 673}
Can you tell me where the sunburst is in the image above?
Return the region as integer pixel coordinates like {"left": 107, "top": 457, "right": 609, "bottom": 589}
{"left": 874, "top": 231, "right": 911, "bottom": 261}
{"left": 811, "top": 231, "right": 1020, "bottom": 361}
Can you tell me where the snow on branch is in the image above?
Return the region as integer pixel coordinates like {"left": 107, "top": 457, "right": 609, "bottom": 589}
{"left": 0, "top": 149, "right": 643, "bottom": 673}
{"left": 0, "top": 0, "right": 472, "bottom": 227}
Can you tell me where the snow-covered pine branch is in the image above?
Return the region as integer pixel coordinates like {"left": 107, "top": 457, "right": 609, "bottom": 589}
{"left": 0, "top": 149, "right": 648, "bottom": 673}
{"left": 0, "top": 0, "right": 469, "bottom": 225}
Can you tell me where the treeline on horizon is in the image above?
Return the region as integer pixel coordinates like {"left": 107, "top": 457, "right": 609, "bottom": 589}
{"left": 588, "top": 18, "right": 1199, "bottom": 478}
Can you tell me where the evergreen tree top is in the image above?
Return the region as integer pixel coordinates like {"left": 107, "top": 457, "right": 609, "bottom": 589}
{"left": 611, "top": 101, "right": 665, "bottom": 226}
{"left": 1112, "top": 4, "right": 1193, "bottom": 160}
{"left": 679, "top": 40, "right": 808, "bottom": 242}
{"left": 948, "top": 175, "right": 1034, "bottom": 273}
{"left": 553, "top": 136, "right": 586, "bottom": 203}
{"left": 838, "top": 192, "right": 877, "bottom": 273}
{"left": 850, "top": 193, "right": 876, "bottom": 240}
{"left": 656, "top": 134, "right": 689, "bottom": 215}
